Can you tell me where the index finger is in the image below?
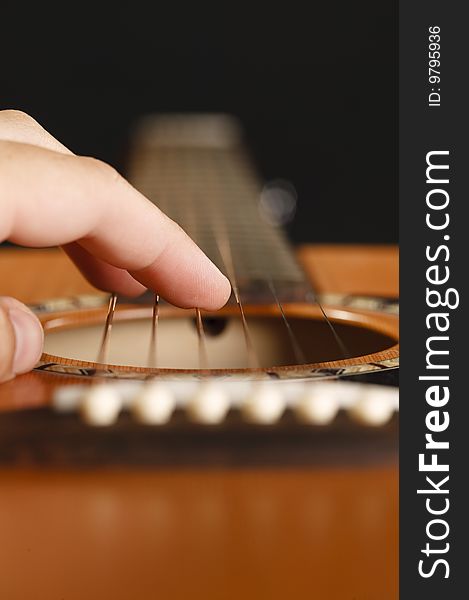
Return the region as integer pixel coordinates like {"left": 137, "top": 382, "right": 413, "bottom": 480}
{"left": 0, "top": 140, "right": 231, "bottom": 310}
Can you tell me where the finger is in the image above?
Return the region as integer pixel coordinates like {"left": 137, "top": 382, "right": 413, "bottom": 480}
{"left": 0, "top": 141, "right": 231, "bottom": 310}
{"left": 0, "top": 297, "right": 43, "bottom": 383}
{"left": 0, "top": 110, "right": 145, "bottom": 297}
{"left": 63, "top": 243, "right": 147, "bottom": 297}
{"left": 0, "top": 111, "right": 232, "bottom": 305}
{"left": 0, "top": 111, "right": 230, "bottom": 304}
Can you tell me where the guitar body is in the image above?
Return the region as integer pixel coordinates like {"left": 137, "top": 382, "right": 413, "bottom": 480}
{"left": 0, "top": 244, "right": 398, "bottom": 600}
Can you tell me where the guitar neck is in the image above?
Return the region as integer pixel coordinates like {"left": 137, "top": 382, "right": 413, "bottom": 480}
{"left": 127, "top": 114, "right": 311, "bottom": 303}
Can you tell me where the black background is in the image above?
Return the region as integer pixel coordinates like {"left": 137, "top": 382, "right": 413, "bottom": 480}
{"left": 1, "top": 2, "right": 397, "bottom": 244}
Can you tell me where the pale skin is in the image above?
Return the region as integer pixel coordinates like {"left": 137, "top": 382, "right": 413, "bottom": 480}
{"left": 0, "top": 110, "right": 231, "bottom": 383}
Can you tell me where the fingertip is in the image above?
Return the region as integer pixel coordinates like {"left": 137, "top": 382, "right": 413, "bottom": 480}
{"left": 200, "top": 272, "right": 232, "bottom": 311}
{"left": 129, "top": 249, "right": 232, "bottom": 311}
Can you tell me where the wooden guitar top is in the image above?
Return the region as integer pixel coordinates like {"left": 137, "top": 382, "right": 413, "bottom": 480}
{"left": 0, "top": 245, "right": 398, "bottom": 600}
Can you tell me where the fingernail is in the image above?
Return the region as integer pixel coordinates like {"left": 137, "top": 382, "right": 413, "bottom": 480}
{"left": 8, "top": 308, "right": 44, "bottom": 374}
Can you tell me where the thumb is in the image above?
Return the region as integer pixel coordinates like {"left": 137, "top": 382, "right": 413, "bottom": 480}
{"left": 0, "top": 297, "right": 44, "bottom": 383}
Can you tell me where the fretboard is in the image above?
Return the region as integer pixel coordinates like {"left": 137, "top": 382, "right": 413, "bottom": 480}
{"left": 127, "top": 114, "right": 310, "bottom": 302}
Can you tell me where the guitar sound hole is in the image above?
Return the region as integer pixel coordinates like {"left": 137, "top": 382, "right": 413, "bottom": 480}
{"left": 43, "top": 312, "right": 397, "bottom": 370}
{"left": 191, "top": 316, "right": 228, "bottom": 337}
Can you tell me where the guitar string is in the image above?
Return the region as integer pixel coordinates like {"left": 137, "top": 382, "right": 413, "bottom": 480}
{"left": 212, "top": 229, "right": 260, "bottom": 369}
{"left": 195, "top": 307, "right": 209, "bottom": 369}
{"left": 212, "top": 148, "right": 351, "bottom": 362}
{"left": 221, "top": 154, "right": 350, "bottom": 362}
{"left": 208, "top": 151, "right": 309, "bottom": 369}
{"left": 306, "top": 290, "right": 350, "bottom": 359}
{"left": 266, "top": 278, "right": 306, "bottom": 365}
{"left": 211, "top": 154, "right": 306, "bottom": 365}
{"left": 96, "top": 292, "right": 118, "bottom": 367}
{"left": 210, "top": 149, "right": 349, "bottom": 362}
{"left": 147, "top": 293, "right": 160, "bottom": 369}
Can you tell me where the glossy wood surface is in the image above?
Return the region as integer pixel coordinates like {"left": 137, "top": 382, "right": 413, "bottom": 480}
{"left": 0, "top": 245, "right": 399, "bottom": 600}
{"left": 0, "top": 244, "right": 399, "bottom": 304}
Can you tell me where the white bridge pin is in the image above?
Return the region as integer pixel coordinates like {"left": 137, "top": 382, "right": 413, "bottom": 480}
{"left": 132, "top": 381, "right": 175, "bottom": 425}
{"left": 295, "top": 384, "right": 340, "bottom": 425}
{"left": 242, "top": 383, "right": 285, "bottom": 424}
{"left": 349, "top": 386, "right": 397, "bottom": 426}
{"left": 80, "top": 384, "right": 122, "bottom": 427}
{"left": 187, "top": 382, "right": 230, "bottom": 424}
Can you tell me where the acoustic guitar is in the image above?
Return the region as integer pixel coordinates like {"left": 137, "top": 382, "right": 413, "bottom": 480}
{"left": 0, "top": 115, "right": 398, "bottom": 599}
{"left": 0, "top": 115, "right": 398, "bottom": 438}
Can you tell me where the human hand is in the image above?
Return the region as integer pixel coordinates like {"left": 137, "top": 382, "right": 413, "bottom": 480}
{"left": 0, "top": 110, "right": 231, "bottom": 382}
